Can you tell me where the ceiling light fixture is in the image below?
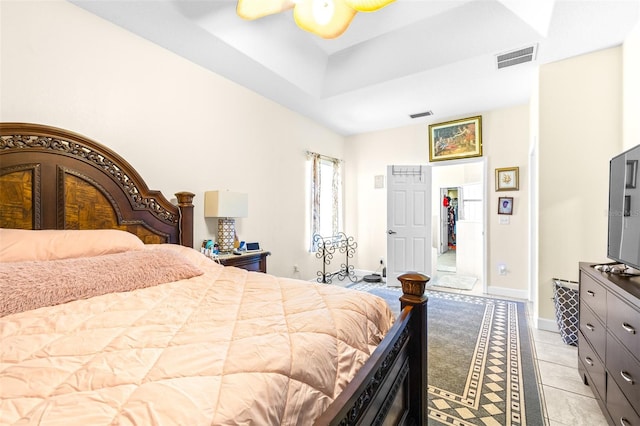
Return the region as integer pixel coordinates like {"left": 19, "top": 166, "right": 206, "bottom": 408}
{"left": 237, "top": 0, "right": 395, "bottom": 39}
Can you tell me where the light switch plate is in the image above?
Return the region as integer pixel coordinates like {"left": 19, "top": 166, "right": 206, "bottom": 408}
{"left": 374, "top": 175, "right": 385, "bottom": 189}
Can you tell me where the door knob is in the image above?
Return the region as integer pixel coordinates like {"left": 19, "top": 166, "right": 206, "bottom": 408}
{"left": 388, "top": 230, "right": 397, "bottom": 235}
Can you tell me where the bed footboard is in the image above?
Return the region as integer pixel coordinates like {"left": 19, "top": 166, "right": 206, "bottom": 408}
{"left": 315, "top": 273, "right": 429, "bottom": 426}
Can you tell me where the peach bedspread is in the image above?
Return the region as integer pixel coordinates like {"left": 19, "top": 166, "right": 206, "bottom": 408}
{"left": 0, "top": 245, "right": 394, "bottom": 425}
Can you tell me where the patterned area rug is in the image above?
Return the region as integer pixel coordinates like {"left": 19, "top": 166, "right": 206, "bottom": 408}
{"left": 346, "top": 283, "right": 544, "bottom": 426}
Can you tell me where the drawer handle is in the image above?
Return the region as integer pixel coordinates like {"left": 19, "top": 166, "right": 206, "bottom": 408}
{"left": 620, "top": 418, "right": 631, "bottom": 426}
{"left": 620, "top": 370, "right": 634, "bottom": 384}
{"left": 586, "top": 323, "right": 595, "bottom": 331}
{"left": 622, "top": 322, "right": 636, "bottom": 334}
{"left": 586, "top": 290, "right": 595, "bottom": 297}
{"left": 585, "top": 357, "right": 594, "bottom": 367}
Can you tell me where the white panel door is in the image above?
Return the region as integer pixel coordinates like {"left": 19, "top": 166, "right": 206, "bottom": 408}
{"left": 386, "top": 165, "right": 432, "bottom": 287}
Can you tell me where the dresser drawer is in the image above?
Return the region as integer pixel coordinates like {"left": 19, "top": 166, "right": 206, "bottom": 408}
{"left": 607, "top": 375, "right": 640, "bottom": 426}
{"left": 607, "top": 333, "right": 640, "bottom": 413}
{"left": 580, "top": 271, "right": 607, "bottom": 322}
{"left": 580, "top": 301, "right": 606, "bottom": 360}
{"left": 578, "top": 331, "right": 606, "bottom": 401}
{"left": 607, "top": 295, "right": 640, "bottom": 359}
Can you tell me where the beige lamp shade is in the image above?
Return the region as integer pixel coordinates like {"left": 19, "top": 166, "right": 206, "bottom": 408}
{"left": 204, "top": 191, "right": 248, "bottom": 218}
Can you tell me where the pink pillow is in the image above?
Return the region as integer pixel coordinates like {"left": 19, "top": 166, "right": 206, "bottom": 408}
{"left": 0, "top": 229, "right": 144, "bottom": 262}
{"left": 0, "top": 249, "right": 204, "bottom": 316}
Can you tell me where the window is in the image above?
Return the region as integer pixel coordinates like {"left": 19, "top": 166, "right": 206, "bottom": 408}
{"left": 307, "top": 152, "right": 343, "bottom": 251}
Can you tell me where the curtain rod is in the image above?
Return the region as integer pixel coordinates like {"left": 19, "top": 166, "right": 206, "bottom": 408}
{"left": 305, "top": 150, "right": 343, "bottom": 163}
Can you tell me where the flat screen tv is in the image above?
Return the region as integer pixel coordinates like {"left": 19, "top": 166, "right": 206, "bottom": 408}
{"left": 608, "top": 144, "right": 640, "bottom": 271}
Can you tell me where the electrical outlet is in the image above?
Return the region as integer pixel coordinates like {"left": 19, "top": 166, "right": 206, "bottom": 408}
{"left": 293, "top": 265, "right": 299, "bottom": 273}
{"left": 379, "top": 257, "right": 384, "bottom": 265}
{"left": 498, "top": 264, "right": 507, "bottom": 275}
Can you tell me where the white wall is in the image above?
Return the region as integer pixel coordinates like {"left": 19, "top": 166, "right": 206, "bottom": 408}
{"left": 483, "top": 104, "right": 530, "bottom": 298}
{"left": 0, "top": 0, "right": 344, "bottom": 279}
{"left": 538, "top": 47, "right": 622, "bottom": 322}
{"left": 344, "top": 105, "right": 531, "bottom": 297}
{"left": 623, "top": 20, "right": 640, "bottom": 150}
{"left": 343, "top": 125, "right": 429, "bottom": 272}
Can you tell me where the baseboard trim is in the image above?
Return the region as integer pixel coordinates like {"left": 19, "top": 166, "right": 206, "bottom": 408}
{"left": 354, "top": 269, "right": 371, "bottom": 278}
{"left": 536, "top": 317, "right": 559, "bottom": 332}
{"left": 486, "top": 285, "right": 529, "bottom": 301}
{"left": 309, "top": 269, "right": 380, "bottom": 284}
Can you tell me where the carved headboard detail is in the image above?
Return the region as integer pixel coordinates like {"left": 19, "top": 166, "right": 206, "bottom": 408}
{"left": 0, "top": 123, "right": 194, "bottom": 247}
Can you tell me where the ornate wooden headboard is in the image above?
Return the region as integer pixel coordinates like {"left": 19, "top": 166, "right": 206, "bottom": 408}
{"left": 0, "top": 123, "right": 194, "bottom": 247}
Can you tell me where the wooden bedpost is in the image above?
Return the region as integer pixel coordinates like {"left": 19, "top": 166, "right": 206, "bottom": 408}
{"left": 175, "top": 192, "right": 194, "bottom": 248}
{"left": 398, "top": 272, "right": 429, "bottom": 426}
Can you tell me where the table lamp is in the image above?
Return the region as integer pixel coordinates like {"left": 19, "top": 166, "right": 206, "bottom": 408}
{"left": 204, "top": 190, "right": 248, "bottom": 252}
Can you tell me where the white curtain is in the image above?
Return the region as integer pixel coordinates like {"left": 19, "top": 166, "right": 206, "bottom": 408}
{"left": 307, "top": 151, "right": 342, "bottom": 251}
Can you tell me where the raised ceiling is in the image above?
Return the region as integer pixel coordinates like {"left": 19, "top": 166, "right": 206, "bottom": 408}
{"left": 72, "top": 0, "right": 640, "bottom": 135}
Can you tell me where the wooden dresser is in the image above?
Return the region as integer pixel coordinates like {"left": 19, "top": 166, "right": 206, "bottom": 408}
{"left": 578, "top": 263, "right": 640, "bottom": 426}
{"left": 217, "top": 251, "right": 270, "bottom": 273}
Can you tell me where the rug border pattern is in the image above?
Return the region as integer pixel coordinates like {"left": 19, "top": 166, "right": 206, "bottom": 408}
{"left": 426, "top": 294, "right": 532, "bottom": 426}
{"left": 345, "top": 284, "right": 542, "bottom": 426}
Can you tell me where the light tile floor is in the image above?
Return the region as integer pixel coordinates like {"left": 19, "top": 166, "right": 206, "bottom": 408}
{"left": 531, "top": 329, "right": 608, "bottom": 426}
{"left": 433, "top": 251, "right": 609, "bottom": 425}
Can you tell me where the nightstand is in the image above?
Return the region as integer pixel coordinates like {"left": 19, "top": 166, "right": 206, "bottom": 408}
{"left": 217, "top": 251, "right": 271, "bottom": 273}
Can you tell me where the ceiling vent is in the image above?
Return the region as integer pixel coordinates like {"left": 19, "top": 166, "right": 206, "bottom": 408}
{"left": 496, "top": 44, "right": 537, "bottom": 69}
{"left": 409, "top": 110, "right": 433, "bottom": 119}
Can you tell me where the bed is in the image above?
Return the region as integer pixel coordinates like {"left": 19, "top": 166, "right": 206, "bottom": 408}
{"left": 0, "top": 122, "right": 428, "bottom": 425}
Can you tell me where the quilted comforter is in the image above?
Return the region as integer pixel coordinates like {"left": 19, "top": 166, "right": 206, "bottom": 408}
{"left": 0, "top": 245, "right": 395, "bottom": 425}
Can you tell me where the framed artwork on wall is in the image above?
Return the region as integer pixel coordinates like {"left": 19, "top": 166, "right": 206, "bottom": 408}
{"left": 428, "top": 116, "right": 482, "bottom": 162}
{"left": 498, "top": 197, "right": 514, "bottom": 215}
{"left": 495, "top": 167, "right": 519, "bottom": 191}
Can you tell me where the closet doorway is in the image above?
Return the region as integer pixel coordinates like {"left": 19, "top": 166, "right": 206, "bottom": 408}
{"left": 432, "top": 160, "right": 485, "bottom": 293}
{"left": 438, "top": 187, "right": 459, "bottom": 273}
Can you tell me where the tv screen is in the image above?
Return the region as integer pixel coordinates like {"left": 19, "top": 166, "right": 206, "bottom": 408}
{"left": 608, "top": 145, "right": 640, "bottom": 271}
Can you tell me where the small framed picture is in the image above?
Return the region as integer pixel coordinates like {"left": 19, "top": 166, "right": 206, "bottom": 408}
{"left": 495, "top": 167, "right": 519, "bottom": 191}
{"left": 498, "top": 197, "right": 514, "bottom": 215}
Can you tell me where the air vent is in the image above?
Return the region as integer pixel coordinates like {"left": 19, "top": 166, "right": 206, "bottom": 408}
{"left": 496, "top": 45, "right": 537, "bottom": 69}
{"left": 409, "top": 110, "right": 433, "bottom": 119}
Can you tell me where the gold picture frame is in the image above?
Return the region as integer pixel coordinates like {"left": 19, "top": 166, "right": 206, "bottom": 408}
{"left": 495, "top": 167, "right": 519, "bottom": 191}
{"left": 429, "top": 116, "right": 482, "bottom": 162}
